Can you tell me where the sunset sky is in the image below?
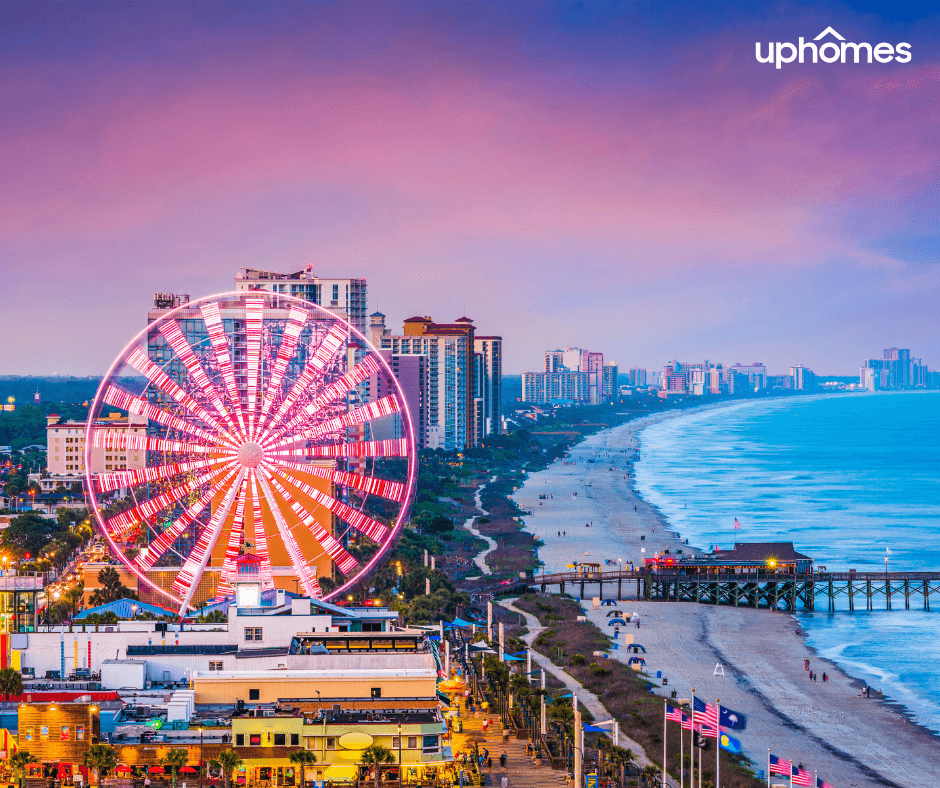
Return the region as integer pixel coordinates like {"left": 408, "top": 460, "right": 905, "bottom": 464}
{"left": 2, "top": 1, "right": 939, "bottom": 376}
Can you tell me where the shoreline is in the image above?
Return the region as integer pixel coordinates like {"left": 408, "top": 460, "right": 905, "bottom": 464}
{"left": 511, "top": 402, "right": 940, "bottom": 788}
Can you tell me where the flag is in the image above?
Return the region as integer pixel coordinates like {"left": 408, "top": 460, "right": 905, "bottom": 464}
{"left": 816, "top": 778, "right": 834, "bottom": 788}
{"left": 681, "top": 714, "right": 693, "bottom": 731}
{"left": 769, "top": 755, "right": 791, "bottom": 777}
{"left": 792, "top": 766, "right": 812, "bottom": 786}
{"left": 734, "top": 518, "right": 740, "bottom": 530}
{"left": 718, "top": 731, "right": 741, "bottom": 754}
{"left": 693, "top": 697, "right": 718, "bottom": 727}
{"left": 697, "top": 724, "right": 718, "bottom": 739}
{"left": 719, "top": 704, "right": 747, "bottom": 730}
{"left": 666, "top": 705, "right": 683, "bottom": 723}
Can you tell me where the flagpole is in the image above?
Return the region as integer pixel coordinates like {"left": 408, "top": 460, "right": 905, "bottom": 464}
{"left": 680, "top": 708, "right": 684, "bottom": 788}
{"left": 662, "top": 700, "right": 667, "bottom": 788}
{"left": 688, "top": 689, "right": 693, "bottom": 788}
{"left": 766, "top": 750, "right": 770, "bottom": 788}
{"left": 715, "top": 699, "right": 720, "bottom": 788}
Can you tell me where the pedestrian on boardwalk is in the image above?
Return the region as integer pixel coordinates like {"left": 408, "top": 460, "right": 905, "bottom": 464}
{"left": 500, "top": 752, "right": 507, "bottom": 768}
{"left": 501, "top": 777, "right": 508, "bottom": 788}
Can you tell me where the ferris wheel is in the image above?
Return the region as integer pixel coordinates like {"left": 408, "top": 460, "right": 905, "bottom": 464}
{"left": 83, "top": 291, "right": 417, "bottom": 615}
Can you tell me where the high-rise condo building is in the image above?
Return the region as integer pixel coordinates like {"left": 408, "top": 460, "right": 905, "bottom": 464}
{"left": 370, "top": 314, "right": 500, "bottom": 451}
{"left": 234, "top": 266, "right": 368, "bottom": 335}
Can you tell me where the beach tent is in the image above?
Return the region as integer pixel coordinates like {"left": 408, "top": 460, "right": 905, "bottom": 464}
{"left": 606, "top": 610, "right": 624, "bottom": 617}
{"left": 626, "top": 644, "right": 646, "bottom": 653}
{"left": 601, "top": 599, "right": 617, "bottom": 606}
{"left": 627, "top": 657, "right": 646, "bottom": 666}
{"left": 607, "top": 618, "right": 626, "bottom": 627}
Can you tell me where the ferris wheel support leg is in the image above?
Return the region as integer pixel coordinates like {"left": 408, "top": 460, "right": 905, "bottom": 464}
{"left": 176, "top": 468, "right": 247, "bottom": 617}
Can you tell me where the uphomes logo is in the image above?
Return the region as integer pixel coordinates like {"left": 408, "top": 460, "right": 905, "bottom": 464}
{"left": 756, "top": 26, "right": 912, "bottom": 69}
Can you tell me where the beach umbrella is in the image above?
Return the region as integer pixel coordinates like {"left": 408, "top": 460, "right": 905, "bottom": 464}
{"left": 148, "top": 767, "right": 166, "bottom": 775}
{"left": 115, "top": 766, "right": 132, "bottom": 773}
{"left": 178, "top": 767, "right": 198, "bottom": 774}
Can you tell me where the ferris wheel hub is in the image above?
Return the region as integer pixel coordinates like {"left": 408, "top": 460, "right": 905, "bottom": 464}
{"left": 237, "top": 441, "right": 265, "bottom": 468}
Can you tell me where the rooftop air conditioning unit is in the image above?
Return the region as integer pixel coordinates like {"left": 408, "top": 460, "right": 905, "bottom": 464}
{"left": 263, "top": 709, "right": 275, "bottom": 717}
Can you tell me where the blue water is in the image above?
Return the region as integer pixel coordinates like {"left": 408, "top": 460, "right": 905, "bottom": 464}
{"left": 633, "top": 391, "right": 940, "bottom": 733}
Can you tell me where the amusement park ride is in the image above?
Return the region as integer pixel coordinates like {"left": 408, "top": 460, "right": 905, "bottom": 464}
{"left": 82, "top": 291, "right": 417, "bottom": 616}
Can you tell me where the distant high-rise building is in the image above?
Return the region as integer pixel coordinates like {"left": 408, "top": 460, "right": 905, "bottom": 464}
{"left": 522, "top": 371, "right": 590, "bottom": 404}
{"left": 475, "top": 336, "right": 503, "bottom": 440}
{"left": 235, "top": 266, "right": 368, "bottom": 335}
{"left": 791, "top": 365, "right": 816, "bottom": 391}
{"left": 544, "top": 350, "right": 565, "bottom": 373}
{"left": 602, "top": 364, "right": 618, "bottom": 401}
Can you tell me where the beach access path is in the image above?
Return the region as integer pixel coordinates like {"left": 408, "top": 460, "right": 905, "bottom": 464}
{"left": 512, "top": 411, "right": 940, "bottom": 788}
{"left": 463, "top": 477, "right": 498, "bottom": 576}
{"left": 500, "top": 598, "right": 680, "bottom": 788}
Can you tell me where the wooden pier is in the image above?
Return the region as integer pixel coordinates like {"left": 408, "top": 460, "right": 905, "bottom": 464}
{"left": 529, "top": 568, "right": 940, "bottom": 612}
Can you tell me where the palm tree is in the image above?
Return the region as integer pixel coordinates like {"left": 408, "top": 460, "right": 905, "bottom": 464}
{"left": 360, "top": 744, "right": 394, "bottom": 788}
{"left": 211, "top": 751, "right": 243, "bottom": 788}
{"left": 0, "top": 667, "right": 23, "bottom": 700}
{"left": 608, "top": 747, "right": 635, "bottom": 787}
{"left": 641, "top": 764, "right": 660, "bottom": 788}
{"left": 161, "top": 748, "right": 190, "bottom": 788}
{"left": 10, "top": 750, "right": 33, "bottom": 788}
{"left": 288, "top": 750, "right": 317, "bottom": 788}
{"left": 84, "top": 744, "right": 117, "bottom": 785}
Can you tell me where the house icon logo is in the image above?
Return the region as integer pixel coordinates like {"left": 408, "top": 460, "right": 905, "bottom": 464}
{"left": 756, "top": 27, "right": 911, "bottom": 69}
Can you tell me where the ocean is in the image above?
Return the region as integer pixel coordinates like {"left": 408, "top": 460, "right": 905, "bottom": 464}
{"left": 632, "top": 391, "right": 940, "bottom": 734}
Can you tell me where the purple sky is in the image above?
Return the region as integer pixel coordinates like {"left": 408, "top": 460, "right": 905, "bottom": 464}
{"left": 2, "top": 2, "right": 938, "bottom": 376}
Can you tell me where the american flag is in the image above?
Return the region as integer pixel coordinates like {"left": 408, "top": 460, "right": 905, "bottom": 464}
{"left": 769, "top": 755, "right": 791, "bottom": 776}
{"left": 696, "top": 724, "right": 718, "bottom": 739}
{"left": 666, "top": 705, "right": 683, "bottom": 723}
{"left": 734, "top": 518, "right": 740, "bottom": 530}
{"left": 792, "top": 766, "right": 813, "bottom": 786}
{"left": 693, "top": 697, "right": 719, "bottom": 728}
{"left": 816, "top": 778, "right": 834, "bottom": 788}
{"left": 681, "top": 714, "right": 693, "bottom": 731}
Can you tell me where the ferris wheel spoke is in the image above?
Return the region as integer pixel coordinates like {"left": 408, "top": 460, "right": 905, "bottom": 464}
{"left": 104, "top": 462, "right": 234, "bottom": 539}
{"left": 255, "top": 471, "right": 323, "bottom": 599}
{"left": 160, "top": 319, "right": 245, "bottom": 437}
{"left": 200, "top": 302, "right": 248, "bottom": 437}
{"left": 102, "top": 385, "right": 226, "bottom": 447}
{"left": 94, "top": 431, "right": 218, "bottom": 456}
{"left": 271, "top": 459, "right": 406, "bottom": 503}
{"left": 126, "top": 347, "right": 234, "bottom": 441}
{"left": 257, "top": 305, "right": 308, "bottom": 430}
{"left": 263, "top": 354, "right": 382, "bottom": 444}
{"left": 269, "top": 438, "right": 410, "bottom": 461}
{"left": 263, "top": 471, "right": 359, "bottom": 575}
{"left": 244, "top": 297, "right": 264, "bottom": 438}
{"left": 266, "top": 465, "right": 390, "bottom": 544}
{"left": 135, "top": 467, "right": 240, "bottom": 571}
{"left": 172, "top": 468, "right": 248, "bottom": 611}
{"left": 94, "top": 458, "right": 215, "bottom": 495}
{"left": 217, "top": 475, "right": 252, "bottom": 595}
{"left": 300, "top": 394, "right": 401, "bottom": 442}
{"left": 248, "top": 471, "right": 276, "bottom": 589}
{"left": 263, "top": 322, "right": 349, "bottom": 437}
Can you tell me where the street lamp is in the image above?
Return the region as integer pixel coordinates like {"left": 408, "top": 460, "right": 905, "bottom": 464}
{"left": 397, "top": 723, "right": 402, "bottom": 788}
{"left": 132, "top": 604, "right": 138, "bottom": 620}
{"left": 199, "top": 728, "right": 204, "bottom": 788}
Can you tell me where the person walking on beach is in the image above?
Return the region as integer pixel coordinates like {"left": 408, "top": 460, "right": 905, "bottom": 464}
{"left": 823, "top": 672, "right": 827, "bottom": 682}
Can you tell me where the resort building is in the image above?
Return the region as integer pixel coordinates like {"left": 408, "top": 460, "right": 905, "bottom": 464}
{"left": 46, "top": 413, "right": 148, "bottom": 476}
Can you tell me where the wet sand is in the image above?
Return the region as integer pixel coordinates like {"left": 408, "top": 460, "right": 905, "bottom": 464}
{"left": 512, "top": 411, "right": 940, "bottom": 788}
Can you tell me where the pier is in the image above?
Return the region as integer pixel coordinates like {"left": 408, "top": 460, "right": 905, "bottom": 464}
{"left": 529, "top": 568, "right": 940, "bottom": 612}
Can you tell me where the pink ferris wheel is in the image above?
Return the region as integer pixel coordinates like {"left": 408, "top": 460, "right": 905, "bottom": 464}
{"left": 83, "top": 291, "right": 417, "bottom": 615}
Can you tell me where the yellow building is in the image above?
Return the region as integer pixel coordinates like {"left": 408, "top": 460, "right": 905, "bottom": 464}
{"left": 232, "top": 708, "right": 449, "bottom": 785}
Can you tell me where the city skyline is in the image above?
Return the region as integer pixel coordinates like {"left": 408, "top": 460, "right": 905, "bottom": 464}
{"left": 2, "top": 2, "right": 939, "bottom": 376}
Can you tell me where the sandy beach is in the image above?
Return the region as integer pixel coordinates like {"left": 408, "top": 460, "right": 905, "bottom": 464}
{"left": 511, "top": 408, "right": 940, "bottom": 788}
